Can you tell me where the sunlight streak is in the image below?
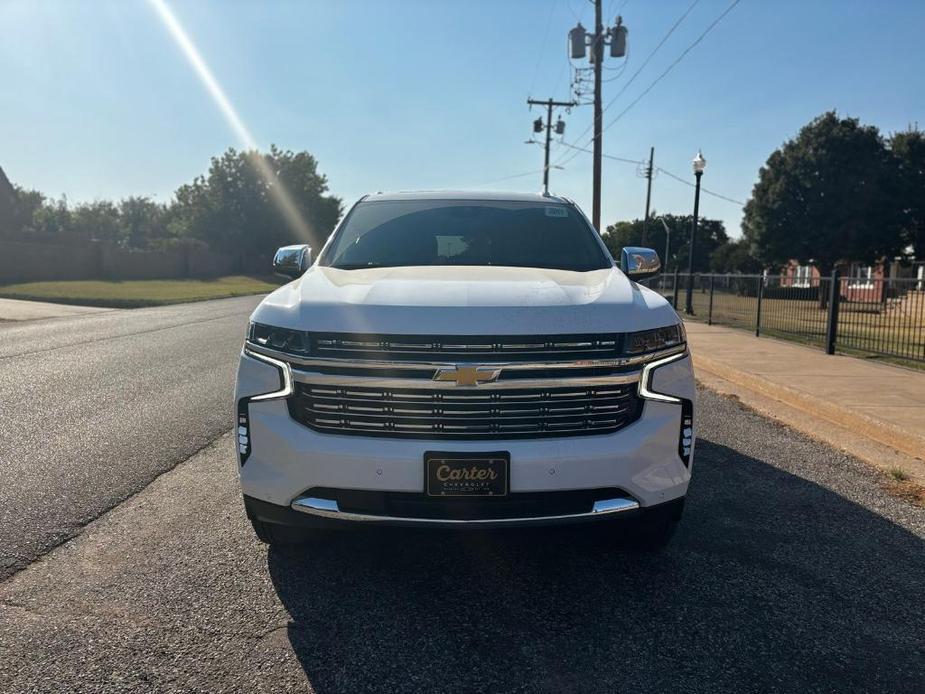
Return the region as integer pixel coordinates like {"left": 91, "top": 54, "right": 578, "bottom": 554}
{"left": 147, "top": 0, "right": 317, "bottom": 246}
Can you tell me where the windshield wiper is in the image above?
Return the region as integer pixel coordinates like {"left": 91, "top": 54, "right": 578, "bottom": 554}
{"left": 329, "top": 263, "right": 388, "bottom": 270}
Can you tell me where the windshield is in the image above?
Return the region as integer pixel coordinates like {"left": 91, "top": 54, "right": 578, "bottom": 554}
{"left": 320, "top": 199, "right": 612, "bottom": 272}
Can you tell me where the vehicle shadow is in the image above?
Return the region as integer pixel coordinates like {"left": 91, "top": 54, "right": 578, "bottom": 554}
{"left": 266, "top": 439, "right": 925, "bottom": 693}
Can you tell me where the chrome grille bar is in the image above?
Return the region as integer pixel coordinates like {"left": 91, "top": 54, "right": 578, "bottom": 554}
{"left": 287, "top": 382, "right": 642, "bottom": 439}
{"left": 309, "top": 332, "right": 623, "bottom": 362}
{"left": 289, "top": 369, "right": 641, "bottom": 390}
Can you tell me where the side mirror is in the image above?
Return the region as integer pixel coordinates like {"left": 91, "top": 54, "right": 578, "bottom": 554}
{"left": 620, "top": 247, "right": 661, "bottom": 281}
{"left": 272, "top": 244, "right": 312, "bottom": 279}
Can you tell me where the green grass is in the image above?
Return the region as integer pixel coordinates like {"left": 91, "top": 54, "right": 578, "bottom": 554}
{"left": 0, "top": 275, "right": 284, "bottom": 308}
{"left": 889, "top": 467, "right": 910, "bottom": 482}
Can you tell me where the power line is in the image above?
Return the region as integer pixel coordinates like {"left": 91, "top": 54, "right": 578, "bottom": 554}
{"left": 655, "top": 167, "right": 745, "bottom": 206}
{"left": 554, "top": 0, "right": 702, "bottom": 168}
{"left": 545, "top": 0, "right": 743, "bottom": 215}
{"left": 557, "top": 141, "right": 745, "bottom": 206}
{"left": 599, "top": 0, "right": 701, "bottom": 120}
{"left": 557, "top": 140, "right": 644, "bottom": 165}
{"left": 601, "top": 0, "right": 742, "bottom": 133}
{"left": 601, "top": 49, "right": 630, "bottom": 82}
{"left": 566, "top": 0, "right": 586, "bottom": 22}
{"left": 550, "top": 56, "right": 570, "bottom": 97}
{"left": 528, "top": 0, "right": 560, "bottom": 97}
{"left": 557, "top": 0, "right": 739, "bottom": 170}
{"left": 464, "top": 168, "right": 551, "bottom": 189}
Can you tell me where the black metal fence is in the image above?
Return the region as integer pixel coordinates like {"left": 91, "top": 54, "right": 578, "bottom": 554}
{"left": 652, "top": 271, "right": 925, "bottom": 367}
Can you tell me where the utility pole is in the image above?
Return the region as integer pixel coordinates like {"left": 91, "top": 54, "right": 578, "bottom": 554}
{"left": 592, "top": 0, "right": 604, "bottom": 230}
{"left": 641, "top": 146, "right": 655, "bottom": 245}
{"left": 527, "top": 98, "right": 576, "bottom": 194}
{"left": 568, "top": 10, "right": 627, "bottom": 231}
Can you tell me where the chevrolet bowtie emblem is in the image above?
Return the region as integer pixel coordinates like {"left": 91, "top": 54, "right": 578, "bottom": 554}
{"left": 433, "top": 364, "right": 502, "bottom": 387}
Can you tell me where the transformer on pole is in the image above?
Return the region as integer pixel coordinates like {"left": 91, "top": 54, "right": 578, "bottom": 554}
{"left": 569, "top": 23, "right": 587, "bottom": 59}
{"left": 526, "top": 98, "right": 576, "bottom": 195}
{"left": 567, "top": 7, "right": 629, "bottom": 230}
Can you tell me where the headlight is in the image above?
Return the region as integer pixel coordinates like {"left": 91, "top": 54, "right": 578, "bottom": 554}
{"left": 247, "top": 322, "right": 310, "bottom": 356}
{"left": 624, "top": 324, "right": 685, "bottom": 356}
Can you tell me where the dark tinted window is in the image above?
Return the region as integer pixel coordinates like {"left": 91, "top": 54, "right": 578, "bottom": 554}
{"left": 321, "top": 199, "right": 611, "bottom": 272}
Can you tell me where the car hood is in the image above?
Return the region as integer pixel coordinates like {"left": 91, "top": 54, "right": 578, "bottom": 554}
{"left": 251, "top": 265, "right": 678, "bottom": 335}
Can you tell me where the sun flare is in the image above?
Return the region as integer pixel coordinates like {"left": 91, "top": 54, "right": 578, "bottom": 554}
{"left": 146, "top": 0, "right": 318, "bottom": 246}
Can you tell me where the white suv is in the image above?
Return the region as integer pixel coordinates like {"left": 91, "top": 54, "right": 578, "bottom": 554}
{"left": 235, "top": 192, "right": 695, "bottom": 548}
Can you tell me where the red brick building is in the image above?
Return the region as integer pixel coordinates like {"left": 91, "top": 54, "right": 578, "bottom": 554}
{"left": 781, "top": 256, "right": 925, "bottom": 302}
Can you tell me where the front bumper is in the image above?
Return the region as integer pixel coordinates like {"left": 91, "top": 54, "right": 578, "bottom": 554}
{"left": 235, "top": 350, "right": 696, "bottom": 524}
{"left": 244, "top": 493, "right": 689, "bottom": 531}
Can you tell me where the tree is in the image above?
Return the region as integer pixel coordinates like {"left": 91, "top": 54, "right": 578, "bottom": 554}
{"left": 11, "top": 186, "right": 45, "bottom": 232}
{"left": 3, "top": 145, "right": 341, "bottom": 254}
{"left": 31, "top": 196, "right": 73, "bottom": 236}
{"left": 119, "top": 196, "right": 167, "bottom": 249}
{"left": 71, "top": 200, "right": 122, "bottom": 243}
{"left": 743, "top": 111, "right": 904, "bottom": 277}
{"left": 603, "top": 212, "right": 728, "bottom": 273}
{"left": 890, "top": 126, "right": 925, "bottom": 259}
{"left": 710, "top": 239, "right": 763, "bottom": 273}
{"left": 170, "top": 146, "right": 342, "bottom": 256}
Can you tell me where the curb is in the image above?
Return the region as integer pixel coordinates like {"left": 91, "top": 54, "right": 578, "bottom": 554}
{"left": 692, "top": 352, "right": 925, "bottom": 463}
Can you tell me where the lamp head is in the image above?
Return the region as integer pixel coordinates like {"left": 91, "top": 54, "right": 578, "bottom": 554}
{"left": 692, "top": 150, "right": 707, "bottom": 175}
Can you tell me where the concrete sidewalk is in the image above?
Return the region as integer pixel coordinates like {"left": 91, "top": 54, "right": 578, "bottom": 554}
{"left": 0, "top": 297, "right": 117, "bottom": 322}
{"left": 685, "top": 321, "right": 925, "bottom": 480}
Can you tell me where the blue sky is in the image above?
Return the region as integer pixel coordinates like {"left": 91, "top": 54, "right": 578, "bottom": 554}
{"left": 1, "top": 0, "right": 924, "bottom": 239}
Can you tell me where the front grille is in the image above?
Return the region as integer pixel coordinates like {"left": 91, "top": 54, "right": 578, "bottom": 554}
{"left": 310, "top": 332, "right": 621, "bottom": 362}
{"left": 288, "top": 382, "right": 642, "bottom": 439}
{"left": 307, "top": 487, "right": 630, "bottom": 520}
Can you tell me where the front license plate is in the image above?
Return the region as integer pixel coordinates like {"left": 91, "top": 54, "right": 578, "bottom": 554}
{"left": 425, "top": 452, "right": 509, "bottom": 497}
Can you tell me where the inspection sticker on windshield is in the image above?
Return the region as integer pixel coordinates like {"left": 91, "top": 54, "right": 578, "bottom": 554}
{"left": 544, "top": 206, "right": 568, "bottom": 217}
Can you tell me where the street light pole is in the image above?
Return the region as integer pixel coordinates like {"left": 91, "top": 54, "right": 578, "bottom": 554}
{"left": 657, "top": 216, "right": 671, "bottom": 271}
{"left": 685, "top": 150, "right": 706, "bottom": 315}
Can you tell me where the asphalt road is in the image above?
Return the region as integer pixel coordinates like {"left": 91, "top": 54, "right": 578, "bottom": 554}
{"left": 0, "top": 296, "right": 262, "bottom": 579}
{"left": 1, "top": 364, "right": 923, "bottom": 692}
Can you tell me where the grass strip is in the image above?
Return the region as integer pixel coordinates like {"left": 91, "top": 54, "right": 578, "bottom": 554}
{"left": 0, "top": 275, "right": 283, "bottom": 308}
